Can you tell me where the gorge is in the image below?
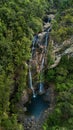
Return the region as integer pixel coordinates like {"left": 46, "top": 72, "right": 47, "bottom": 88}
{"left": 23, "top": 11, "right": 73, "bottom": 129}
{"left": 0, "top": 1, "right": 73, "bottom": 130}
{"left": 23, "top": 15, "right": 54, "bottom": 130}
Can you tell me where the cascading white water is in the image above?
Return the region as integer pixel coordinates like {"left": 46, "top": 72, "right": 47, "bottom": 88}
{"left": 45, "top": 32, "right": 48, "bottom": 51}
{"left": 29, "top": 67, "right": 36, "bottom": 98}
{"left": 29, "top": 22, "right": 51, "bottom": 96}
{"left": 31, "top": 35, "right": 38, "bottom": 58}
{"left": 33, "top": 89, "right": 36, "bottom": 98}
{"left": 41, "top": 57, "right": 44, "bottom": 70}
{"left": 32, "top": 35, "right": 38, "bottom": 50}
{"left": 44, "top": 26, "right": 52, "bottom": 52}
{"left": 26, "top": 16, "right": 52, "bottom": 120}
{"left": 39, "top": 57, "right": 45, "bottom": 93}
{"left": 39, "top": 27, "right": 51, "bottom": 93}
{"left": 29, "top": 67, "right": 33, "bottom": 89}
{"left": 39, "top": 68, "right": 45, "bottom": 94}
{"left": 39, "top": 82, "right": 44, "bottom": 93}
{"left": 29, "top": 35, "right": 39, "bottom": 98}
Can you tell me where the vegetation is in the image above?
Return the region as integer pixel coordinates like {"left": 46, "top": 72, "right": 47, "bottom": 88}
{"left": 44, "top": 55, "right": 73, "bottom": 130}
{"left": 0, "top": 0, "right": 73, "bottom": 129}
{"left": 51, "top": 0, "right": 73, "bottom": 43}
{"left": 43, "top": 0, "right": 73, "bottom": 129}
{"left": 0, "top": 0, "right": 48, "bottom": 129}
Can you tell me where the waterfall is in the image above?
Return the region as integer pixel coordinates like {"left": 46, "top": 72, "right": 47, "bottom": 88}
{"left": 29, "top": 21, "right": 51, "bottom": 97}
{"left": 39, "top": 30, "right": 49, "bottom": 94}
{"left": 39, "top": 82, "right": 44, "bottom": 94}
{"left": 47, "top": 26, "right": 51, "bottom": 32}
{"left": 29, "top": 67, "right": 33, "bottom": 89}
{"left": 29, "top": 67, "right": 36, "bottom": 98}
{"left": 39, "top": 72, "right": 45, "bottom": 94}
{"left": 39, "top": 58, "right": 44, "bottom": 94}
{"left": 39, "top": 29, "right": 51, "bottom": 93}
{"left": 41, "top": 57, "right": 44, "bottom": 70}
{"left": 32, "top": 35, "right": 38, "bottom": 50}
{"left": 33, "top": 89, "right": 36, "bottom": 98}
{"left": 28, "top": 35, "right": 39, "bottom": 98}
{"left": 45, "top": 27, "right": 51, "bottom": 51}
{"left": 32, "top": 35, "right": 38, "bottom": 58}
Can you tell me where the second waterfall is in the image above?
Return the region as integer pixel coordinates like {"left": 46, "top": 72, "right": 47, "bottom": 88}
{"left": 28, "top": 18, "right": 51, "bottom": 98}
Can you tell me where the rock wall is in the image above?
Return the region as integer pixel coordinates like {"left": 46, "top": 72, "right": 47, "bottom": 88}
{"left": 49, "top": 36, "right": 73, "bottom": 69}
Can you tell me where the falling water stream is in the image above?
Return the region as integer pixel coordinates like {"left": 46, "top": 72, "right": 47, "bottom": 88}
{"left": 27, "top": 17, "right": 51, "bottom": 118}
{"left": 29, "top": 67, "right": 36, "bottom": 98}
{"left": 41, "top": 57, "right": 45, "bottom": 70}
{"left": 39, "top": 60, "right": 45, "bottom": 94}
{"left": 39, "top": 82, "right": 44, "bottom": 94}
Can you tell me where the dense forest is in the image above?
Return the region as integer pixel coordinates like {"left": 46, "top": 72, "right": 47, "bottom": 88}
{"left": 0, "top": 0, "right": 73, "bottom": 130}
{"left": 0, "top": 0, "right": 49, "bottom": 129}
{"left": 44, "top": 0, "right": 73, "bottom": 130}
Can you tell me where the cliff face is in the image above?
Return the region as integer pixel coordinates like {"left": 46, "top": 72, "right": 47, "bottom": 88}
{"left": 49, "top": 36, "right": 73, "bottom": 69}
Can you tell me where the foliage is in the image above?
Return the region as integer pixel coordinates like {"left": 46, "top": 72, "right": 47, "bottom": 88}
{"left": 44, "top": 55, "right": 73, "bottom": 130}
{"left": 1, "top": 114, "right": 23, "bottom": 130}
{"left": 0, "top": 0, "right": 49, "bottom": 129}
{"left": 51, "top": 0, "right": 73, "bottom": 43}
{"left": 44, "top": 2, "right": 73, "bottom": 128}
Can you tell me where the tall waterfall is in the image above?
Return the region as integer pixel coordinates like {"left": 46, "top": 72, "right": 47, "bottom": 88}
{"left": 29, "top": 67, "right": 36, "bottom": 98}
{"left": 39, "top": 57, "right": 44, "bottom": 94}
{"left": 45, "top": 27, "right": 51, "bottom": 51}
{"left": 29, "top": 67, "right": 33, "bottom": 90}
{"left": 28, "top": 35, "right": 38, "bottom": 98}
{"left": 29, "top": 19, "right": 51, "bottom": 97}
{"left": 45, "top": 32, "right": 48, "bottom": 47}
{"left": 45, "top": 30, "right": 49, "bottom": 53}
{"left": 39, "top": 27, "right": 51, "bottom": 93}
{"left": 41, "top": 57, "right": 44, "bottom": 70}
{"left": 39, "top": 82, "right": 44, "bottom": 94}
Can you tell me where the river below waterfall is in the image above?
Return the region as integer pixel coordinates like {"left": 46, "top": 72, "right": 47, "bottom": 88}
{"left": 25, "top": 94, "right": 49, "bottom": 119}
